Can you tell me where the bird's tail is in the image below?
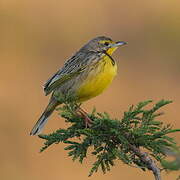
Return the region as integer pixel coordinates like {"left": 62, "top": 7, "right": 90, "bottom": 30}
{"left": 30, "top": 99, "right": 59, "bottom": 136}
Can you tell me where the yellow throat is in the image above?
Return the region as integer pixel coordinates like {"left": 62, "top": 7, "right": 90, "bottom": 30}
{"left": 77, "top": 47, "right": 118, "bottom": 102}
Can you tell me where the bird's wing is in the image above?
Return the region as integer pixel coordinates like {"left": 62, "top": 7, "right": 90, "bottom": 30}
{"left": 43, "top": 51, "right": 100, "bottom": 96}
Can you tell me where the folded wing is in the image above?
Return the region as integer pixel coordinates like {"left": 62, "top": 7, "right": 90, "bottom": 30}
{"left": 43, "top": 51, "right": 99, "bottom": 96}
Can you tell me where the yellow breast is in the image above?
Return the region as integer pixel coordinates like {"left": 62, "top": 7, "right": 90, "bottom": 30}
{"left": 77, "top": 56, "right": 117, "bottom": 102}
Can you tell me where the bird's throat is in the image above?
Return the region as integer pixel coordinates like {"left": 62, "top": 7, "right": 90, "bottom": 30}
{"left": 103, "top": 50, "right": 116, "bottom": 66}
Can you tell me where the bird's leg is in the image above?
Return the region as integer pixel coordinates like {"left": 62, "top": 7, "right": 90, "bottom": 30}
{"left": 75, "top": 106, "right": 92, "bottom": 128}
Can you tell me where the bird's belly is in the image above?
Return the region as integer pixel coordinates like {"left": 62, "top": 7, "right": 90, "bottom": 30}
{"left": 77, "top": 58, "right": 117, "bottom": 102}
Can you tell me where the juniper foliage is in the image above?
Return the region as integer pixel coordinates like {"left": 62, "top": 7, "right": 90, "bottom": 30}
{"left": 39, "top": 99, "right": 180, "bottom": 177}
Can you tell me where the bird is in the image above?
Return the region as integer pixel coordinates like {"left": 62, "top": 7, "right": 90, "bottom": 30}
{"left": 30, "top": 36, "right": 127, "bottom": 135}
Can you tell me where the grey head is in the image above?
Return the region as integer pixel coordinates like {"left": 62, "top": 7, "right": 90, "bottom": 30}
{"left": 80, "top": 36, "right": 127, "bottom": 53}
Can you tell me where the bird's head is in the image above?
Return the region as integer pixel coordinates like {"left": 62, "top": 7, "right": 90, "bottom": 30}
{"left": 83, "top": 36, "right": 127, "bottom": 55}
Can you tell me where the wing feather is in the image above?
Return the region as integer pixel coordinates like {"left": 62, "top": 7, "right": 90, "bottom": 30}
{"left": 43, "top": 51, "right": 100, "bottom": 96}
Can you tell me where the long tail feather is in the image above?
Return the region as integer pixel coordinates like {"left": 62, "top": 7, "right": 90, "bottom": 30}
{"left": 30, "top": 99, "right": 58, "bottom": 135}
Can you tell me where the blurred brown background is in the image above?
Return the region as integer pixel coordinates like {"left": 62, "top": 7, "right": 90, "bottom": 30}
{"left": 1, "top": 0, "right": 180, "bottom": 179}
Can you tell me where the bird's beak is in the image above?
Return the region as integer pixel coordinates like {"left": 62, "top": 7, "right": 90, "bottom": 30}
{"left": 112, "top": 41, "right": 127, "bottom": 47}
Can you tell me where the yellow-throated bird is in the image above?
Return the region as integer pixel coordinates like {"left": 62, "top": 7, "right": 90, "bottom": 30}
{"left": 30, "top": 36, "right": 126, "bottom": 135}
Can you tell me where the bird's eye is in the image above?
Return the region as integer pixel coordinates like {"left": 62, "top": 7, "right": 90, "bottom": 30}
{"left": 104, "top": 42, "right": 109, "bottom": 46}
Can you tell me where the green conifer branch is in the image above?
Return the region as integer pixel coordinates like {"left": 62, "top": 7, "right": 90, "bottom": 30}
{"left": 38, "top": 99, "right": 180, "bottom": 180}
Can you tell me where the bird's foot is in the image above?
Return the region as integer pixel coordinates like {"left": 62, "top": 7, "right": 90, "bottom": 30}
{"left": 76, "top": 107, "right": 92, "bottom": 128}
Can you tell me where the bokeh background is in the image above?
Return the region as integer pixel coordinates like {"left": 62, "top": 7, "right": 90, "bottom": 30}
{"left": 1, "top": 0, "right": 180, "bottom": 179}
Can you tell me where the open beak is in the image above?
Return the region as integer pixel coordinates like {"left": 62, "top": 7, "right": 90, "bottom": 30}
{"left": 112, "top": 41, "right": 127, "bottom": 47}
